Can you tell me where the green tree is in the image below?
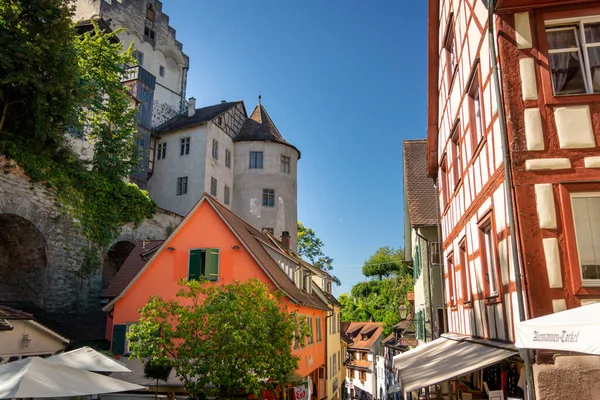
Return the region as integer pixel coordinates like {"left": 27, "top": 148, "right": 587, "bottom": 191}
{"left": 144, "top": 358, "right": 172, "bottom": 400}
{"left": 340, "top": 246, "right": 413, "bottom": 336}
{"left": 297, "top": 221, "right": 340, "bottom": 285}
{"left": 128, "top": 279, "right": 307, "bottom": 399}
{"left": 0, "top": 0, "right": 155, "bottom": 255}
{"left": 362, "top": 246, "right": 408, "bottom": 280}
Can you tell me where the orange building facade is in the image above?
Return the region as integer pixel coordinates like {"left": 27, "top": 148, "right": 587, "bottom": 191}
{"left": 102, "top": 194, "right": 333, "bottom": 395}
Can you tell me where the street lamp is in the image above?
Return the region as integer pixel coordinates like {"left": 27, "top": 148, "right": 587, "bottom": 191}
{"left": 398, "top": 304, "right": 409, "bottom": 320}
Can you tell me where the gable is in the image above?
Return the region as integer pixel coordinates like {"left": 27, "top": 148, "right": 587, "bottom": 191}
{"left": 112, "top": 199, "right": 278, "bottom": 323}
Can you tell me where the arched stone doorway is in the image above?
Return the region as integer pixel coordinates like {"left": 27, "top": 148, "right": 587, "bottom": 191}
{"left": 102, "top": 241, "right": 135, "bottom": 288}
{"left": 0, "top": 214, "right": 47, "bottom": 309}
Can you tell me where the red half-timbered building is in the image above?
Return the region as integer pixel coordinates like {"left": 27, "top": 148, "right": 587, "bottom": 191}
{"left": 425, "top": 0, "right": 600, "bottom": 398}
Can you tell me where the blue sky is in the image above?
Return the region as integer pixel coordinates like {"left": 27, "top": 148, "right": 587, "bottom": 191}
{"left": 163, "top": 1, "right": 428, "bottom": 296}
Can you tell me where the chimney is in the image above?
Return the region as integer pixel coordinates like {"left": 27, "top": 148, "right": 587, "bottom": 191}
{"left": 281, "top": 231, "right": 290, "bottom": 248}
{"left": 369, "top": 315, "right": 375, "bottom": 322}
{"left": 188, "top": 97, "right": 196, "bottom": 117}
{"left": 221, "top": 100, "right": 227, "bottom": 104}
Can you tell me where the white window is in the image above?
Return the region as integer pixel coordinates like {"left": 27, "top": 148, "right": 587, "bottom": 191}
{"left": 157, "top": 142, "right": 166, "bottom": 160}
{"left": 224, "top": 185, "right": 231, "bottom": 205}
{"left": 482, "top": 224, "right": 499, "bottom": 296}
{"left": 210, "top": 177, "right": 217, "bottom": 197}
{"left": 212, "top": 139, "right": 219, "bottom": 159}
{"left": 571, "top": 192, "right": 600, "bottom": 284}
{"left": 180, "top": 137, "right": 190, "bottom": 155}
{"left": 546, "top": 19, "right": 600, "bottom": 95}
{"left": 225, "top": 149, "right": 231, "bottom": 168}
{"left": 176, "top": 176, "right": 188, "bottom": 196}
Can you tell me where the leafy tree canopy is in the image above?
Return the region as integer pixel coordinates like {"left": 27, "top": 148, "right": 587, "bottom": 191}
{"left": 128, "top": 279, "right": 308, "bottom": 399}
{"left": 362, "top": 246, "right": 409, "bottom": 280}
{"left": 297, "top": 221, "right": 340, "bottom": 285}
{"left": 340, "top": 246, "right": 413, "bottom": 336}
{"left": 0, "top": 0, "right": 155, "bottom": 257}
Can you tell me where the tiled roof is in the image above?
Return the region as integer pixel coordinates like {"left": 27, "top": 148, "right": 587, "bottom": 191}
{"left": 344, "top": 322, "right": 385, "bottom": 350}
{"left": 403, "top": 140, "right": 438, "bottom": 226}
{"left": 155, "top": 101, "right": 243, "bottom": 133}
{"left": 102, "top": 240, "right": 164, "bottom": 298}
{"left": 103, "top": 195, "right": 329, "bottom": 312}
{"left": 0, "top": 305, "right": 33, "bottom": 331}
{"left": 208, "top": 196, "right": 329, "bottom": 311}
{"left": 234, "top": 105, "right": 301, "bottom": 158}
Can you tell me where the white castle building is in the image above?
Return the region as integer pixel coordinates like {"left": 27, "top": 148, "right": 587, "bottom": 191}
{"left": 73, "top": 1, "right": 301, "bottom": 251}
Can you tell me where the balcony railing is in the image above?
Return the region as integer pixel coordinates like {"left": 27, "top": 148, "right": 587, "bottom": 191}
{"left": 122, "top": 65, "right": 156, "bottom": 90}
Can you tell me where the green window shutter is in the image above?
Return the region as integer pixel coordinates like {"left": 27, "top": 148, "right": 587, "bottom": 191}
{"left": 112, "top": 324, "right": 126, "bottom": 354}
{"left": 189, "top": 249, "right": 202, "bottom": 281}
{"left": 204, "top": 248, "right": 220, "bottom": 281}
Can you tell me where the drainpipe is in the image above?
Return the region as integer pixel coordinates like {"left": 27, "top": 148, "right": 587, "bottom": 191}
{"left": 415, "top": 231, "right": 435, "bottom": 341}
{"left": 486, "top": 1, "right": 534, "bottom": 399}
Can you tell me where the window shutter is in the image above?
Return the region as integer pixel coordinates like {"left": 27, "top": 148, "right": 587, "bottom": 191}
{"left": 189, "top": 249, "right": 202, "bottom": 281}
{"left": 112, "top": 325, "right": 126, "bottom": 354}
{"left": 204, "top": 248, "right": 220, "bottom": 281}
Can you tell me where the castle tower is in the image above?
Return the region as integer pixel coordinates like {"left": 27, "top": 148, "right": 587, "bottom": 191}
{"left": 232, "top": 99, "right": 300, "bottom": 251}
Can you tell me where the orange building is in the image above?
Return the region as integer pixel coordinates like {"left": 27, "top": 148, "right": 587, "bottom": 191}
{"left": 101, "top": 194, "right": 333, "bottom": 395}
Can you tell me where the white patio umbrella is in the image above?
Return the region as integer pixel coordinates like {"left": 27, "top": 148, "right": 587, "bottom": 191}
{"left": 47, "top": 346, "right": 132, "bottom": 373}
{"left": 515, "top": 302, "right": 600, "bottom": 355}
{"left": 0, "top": 357, "right": 145, "bottom": 399}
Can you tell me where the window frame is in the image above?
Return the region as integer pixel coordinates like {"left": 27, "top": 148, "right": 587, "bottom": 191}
{"left": 440, "top": 153, "right": 450, "bottom": 210}
{"left": 443, "top": 15, "right": 458, "bottom": 92}
{"left": 212, "top": 139, "right": 219, "bottom": 160}
{"left": 188, "top": 248, "right": 220, "bottom": 282}
{"left": 224, "top": 185, "right": 231, "bottom": 205}
{"left": 159, "top": 65, "right": 165, "bottom": 77}
{"left": 446, "top": 252, "right": 457, "bottom": 308}
{"left": 450, "top": 122, "right": 462, "bottom": 190}
{"left": 249, "top": 151, "right": 263, "bottom": 169}
{"left": 569, "top": 190, "right": 600, "bottom": 286}
{"left": 157, "top": 142, "right": 167, "bottom": 160}
{"left": 307, "top": 316, "right": 314, "bottom": 345}
{"left": 210, "top": 177, "right": 217, "bottom": 197}
{"left": 176, "top": 176, "right": 188, "bottom": 196}
{"left": 478, "top": 213, "right": 501, "bottom": 299}
{"left": 467, "top": 63, "right": 485, "bottom": 153}
{"left": 281, "top": 155, "right": 291, "bottom": 174}
{"left": 316, "top": 317, "right": 322, "bottom": 342}
{"left": 180, "top": 137, "right": 190, "bottom": 156}
{"left": 459, "top": 237, "right": 472, "bottom": 305}
{"left": 262, "top": 188, "right": 275, "bottom": 207}
{"left": 225, "top": 149, "right": 231, "bottom": 168}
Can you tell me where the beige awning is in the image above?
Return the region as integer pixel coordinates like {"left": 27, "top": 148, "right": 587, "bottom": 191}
{"left": 392, "top": 334, "right": 517, "bottom": 393}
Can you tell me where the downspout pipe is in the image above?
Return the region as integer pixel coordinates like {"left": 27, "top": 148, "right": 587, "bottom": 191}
{"left": 415, "top": 231, "right": 436, "bottom": 341}
{"left": 486, "top": 1, "right": 535, "bottom": 399}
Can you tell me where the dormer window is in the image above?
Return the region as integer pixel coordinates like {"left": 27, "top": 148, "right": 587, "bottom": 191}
{"left": 326, "top": 281, "right": 332, "bottom": 294}
{"left": 361, "top": 334, "right": 368, "bottom": 341}
{"left": 146, "top": 4, "right": 154, "bottom": 21}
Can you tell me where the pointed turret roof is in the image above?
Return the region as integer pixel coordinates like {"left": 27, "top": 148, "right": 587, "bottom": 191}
{"left": 235, "top": 101, "right": 301, "bottom": 158}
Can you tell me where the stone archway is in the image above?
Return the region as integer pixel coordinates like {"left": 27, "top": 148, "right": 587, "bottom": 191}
{"left": 0, "top": 214, "right": 47, "bottom": 309}
{"left": 102, "top": 240, "right": 135, "bottom": 288}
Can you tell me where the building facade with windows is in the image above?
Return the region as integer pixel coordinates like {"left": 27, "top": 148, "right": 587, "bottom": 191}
{"left": 403, "top": 140, "right": 446, "bottom": 345}
{"left": 423, "top": 0, "right": 600, "bottom": 398}
{"left": 101, "top": 193, "right": 332, "bottom": 395}
{"left": 342, "top": 322, "right": 384, "bottom": 400}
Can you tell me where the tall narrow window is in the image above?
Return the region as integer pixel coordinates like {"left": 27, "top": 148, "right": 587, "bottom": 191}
{"left": 316, "top": 317, "right": 322, "bottom": 342}
{"left": 180, "top": 137, "right": 190, "bottom": 155}
{"left": 224, "top": 185, "right": 230, "bottom": 205}
{"left": 159, "top": 65, "right": 165, "bottom": 77}
{"left": 468, "top": 69, "right": 484, "bottom": 149}
{"left": 451, "top": 125, "right": 461, "bottom": 189}
{"left": 571, "top": 193, "right": 600, "bottom": 283}
{"left": 262, "top": 189, "right": 274, "bottom": 207}
{"left": 430, "top": 242, "right": 441, "bottom": 264}
{"left": 459, "top": 238, "right": 472, "bottom": 303}
{"left": 212, "top": 139, "right": 219, "bottom": 159}
{"left": 307, "top": 316, "right": 314, "bottom": 345}
{"left": 444, "top": 18, "right": 457, "bottom": 87}
{"left": 176, "top": 176, "right": 188, "bottom": 196}
{"left": 146, "top": 4, "right": 154, "bottom": 21}
{"left": 480, "top": 217, "right": 499, "bottom": 297}
{"left": 225, "top": 149, "right": 231, "bottom": 168}
{"left": 157, "top": 142, "right": 167, "bottom": 160}
{"left": 281, "top": 155, "right": 290, "bottom": 173}
{"left": 134, "top": 50, "right": 144, "bottom": 66}
{"left": 446, "top": 253, "right": 456, "bottom": 307}
{"left": 210, "top": 177, "right": 217, "bottom": 197}
{"left": 440, "top": 154, "right": 449, "bottom": 208}
{"left": 250, "top": 151, "right": 263, "bottom": 169}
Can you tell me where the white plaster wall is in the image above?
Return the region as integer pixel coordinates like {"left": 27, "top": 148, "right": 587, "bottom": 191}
{"left": 204, "top": 123, "right": 235, "bottom": 207}
{"left": 232, "top": 141, "right": 299, "bottom": 251}
{"left": 147, "top": 125, "right": 208, "bottom": 216}
{"left": 327, "top": 305, "right": 343, "bottom": 400}
{"left": 0, "top": 320, "right": 67, "bottom": 358}
{"left": 376, "top": 355, "right": 387, "bottom": 400}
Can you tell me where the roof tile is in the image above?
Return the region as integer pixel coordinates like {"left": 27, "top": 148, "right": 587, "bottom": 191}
{"left": 403, "top": 140, "right": 438, "bottom": 226}
{"left": 155, "top": 101, "right": 243, "bottom": 133}
{"left": 343, "top": 321, "right": 385, "bottom": 350}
